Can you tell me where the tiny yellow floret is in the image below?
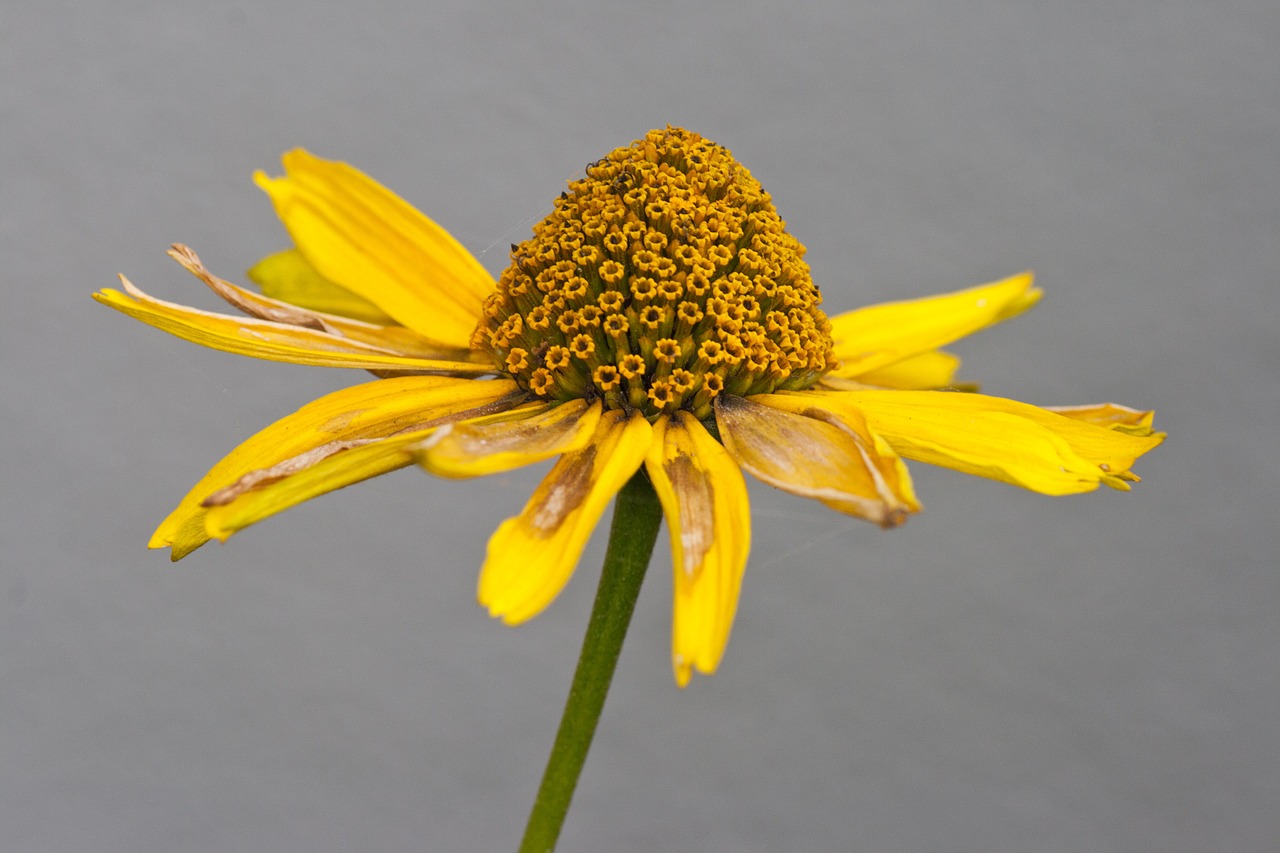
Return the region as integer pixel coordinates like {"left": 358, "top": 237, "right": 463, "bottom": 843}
{"left": 476, "top": 128, "right": 836, "bottom": 421}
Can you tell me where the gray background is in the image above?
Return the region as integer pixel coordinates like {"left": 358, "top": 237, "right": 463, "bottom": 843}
{"left": 4, "top": 2, "right": 1277, "bottom": 851}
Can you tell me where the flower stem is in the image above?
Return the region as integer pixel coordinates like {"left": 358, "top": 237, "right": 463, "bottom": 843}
{"left": 518, "top": 470, "right": 664, "bottom": 853}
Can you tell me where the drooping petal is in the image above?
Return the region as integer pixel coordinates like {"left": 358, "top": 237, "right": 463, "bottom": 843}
{"left": 834, "top": 349, "right": 964, "bottom": 390}
{"left": 254, "top": 149, "right": 494, "bottom": 348}
{"left": 644, "top": 412, "right": 751, "bottom": 687}
{"left": 94, "top": 277, "right": 491, "bottom": 375}
{"left": 715, "top": 394, "right": 919, "bottom": 527}
{"left": 151, "top": 376, "right": 520, "bottom": 558}
{"left": 478, "top": 410, "right": 653, "bottom": 625}
{"left": 1043, "top": 403, "right": 1159, "bottom": 437}
{"left": 807, "top": 389, "right": 1163, "bottom": 494}
{"left": 827, "top": 272, "right": 1041, "bottom": 378}
{"left": 415, "top": 399, "right": 602, "bottom": 478}
{"left": 247, "top": 247, "right": 398, "bottom": 325}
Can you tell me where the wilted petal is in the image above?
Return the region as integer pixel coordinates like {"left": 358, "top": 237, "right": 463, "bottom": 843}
{"left": 809, "top": 389, "right": 1163, "bottom": 494}
{"left": 827, "top": 272, "right": 1040, "bottom": 378}
{"left": 152, "top": 376, "right": 520, "bottom": 558}
{"left": 204, "top": 430, "right": 440, "bottom": 544}
{"left": 172, "top": 243, "right": 482, "bottom": 360}
{"left": 645, "top": 412, "right": 751, "bottom": 687}
{"left": 415, "top": 399, "right": 602, "bottom": 478}
{"left": 1044, "top": 403, "right": 1159, "bottom": 437}
{"left": 478, "top": 410, "right": 652, "bottom": 625}
{"left": 255, "top": 149, "right": 494, "bottom": 348}
{"left": 715, "top": 394, "right": 919, "bottom": 527}
{"left": 94, "top": 276, "right": 491, "bottom": 375}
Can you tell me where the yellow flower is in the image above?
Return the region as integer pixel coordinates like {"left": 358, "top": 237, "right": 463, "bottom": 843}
{"left": 96, "top": 128, "right": 1162, "bottom": 686}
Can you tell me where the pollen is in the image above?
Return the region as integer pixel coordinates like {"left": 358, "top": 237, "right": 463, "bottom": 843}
{"left": 476, "top": 127, "right": 836, "bottom": 420}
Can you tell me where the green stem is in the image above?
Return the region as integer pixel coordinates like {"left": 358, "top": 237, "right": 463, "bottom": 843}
{"left": 518, "top": 470, "right": 664, "bottom": 853}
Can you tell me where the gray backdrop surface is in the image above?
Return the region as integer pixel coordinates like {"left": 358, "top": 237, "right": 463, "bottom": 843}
{"left": 3, "top": 2, "right": 1277, "bottom": 851}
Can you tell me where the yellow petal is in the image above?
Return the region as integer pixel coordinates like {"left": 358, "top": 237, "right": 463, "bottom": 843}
{"left": 173, "top": 243, "right": 482, "bottom": 360}
{"left": 247, "top": 247, "right": 398, "bottom": 325}
{"left": 478, "top": 410, "right": 653, "bottom": 625}
{"left": 1043, "top": 403, "right": 1159, "bottom": 437}
{"left": 808, "top": 389, "right": 1163, "bottom": 494}
{"left": 827, "top": 272, "right": 1041, "bottom": 378}
{"left": 94, "top": 278, "right": 490, "bottom": 375}
{"left": 255, "top": 149, "right": 494, "bottom": 348}
{"left": 152, "top": 376, "right": 520, "bottom": 558}
{"left": 204, "top": 428, "right": 439, "bottom": 543}
{"left": 839, "top": 349, "right": 964, "bottom": 390}
{"left": 416, "top": 399, "right": 601, "bottom": 478}
{"left": 715, "top": 394, "right": 919, "bottom": 527}
{"left": 644, "top": 412, "right": 751, "bottom": 687}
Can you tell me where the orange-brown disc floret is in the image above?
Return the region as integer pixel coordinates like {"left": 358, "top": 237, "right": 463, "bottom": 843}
{"left": 475, "top": 127, "right": 836, "bottom": 421}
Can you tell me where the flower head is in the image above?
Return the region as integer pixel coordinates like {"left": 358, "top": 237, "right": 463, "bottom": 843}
{"left": 96, "top": 128, "right": 1162, "bottom": 686}
{"left": 475, "top": 132, "right": 833, "bottom": 419}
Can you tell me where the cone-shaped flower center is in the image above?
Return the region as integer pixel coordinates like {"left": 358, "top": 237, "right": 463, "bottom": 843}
{"left": 475, "top": 127, "right": 835, "bottom": 420}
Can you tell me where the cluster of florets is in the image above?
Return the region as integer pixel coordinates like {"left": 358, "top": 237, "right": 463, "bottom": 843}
{"left": 475, "top": 127, "right": 835, "bottom": 421}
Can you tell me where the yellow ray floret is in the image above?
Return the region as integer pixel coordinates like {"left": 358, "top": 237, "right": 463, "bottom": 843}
{"left": 151, "top": 376, "right": 520, "bottom": 558}
{"left": 479, "top": 410, "right": 653, "bottom": 624}
{"left": 809, "top": 389, "right": 1163, "bottom": 494}
{"left": 645, "top": 412, "right": 751, "bottom": 687}
{"left": 715, "top": 394, "right": 920, "bottom": 527}
{"left": 837, "top": 349, "right": 964, "bottom": 391}
{"left": 255, "top": 149, "right": 495, "bottom": 348}
{"left": 827, "top": 272, "right": 1040, "bottom": 379}
{"left": 167, "top": 242, "right": 475, "bottom": 359}
{"left": 415, "top": 399, "right": 603, "bottom": 478}
{"left": 1044, "top": 403, "right": 1159, "bottom": 436}
{"left": 204, "top": 429, "right": 446, "bottom": 544}
{"left": 247, "top": 248, "right": 399, "bottom": 326}
{"left": 95, "top": 276, "right": 489, "bottom": 375}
